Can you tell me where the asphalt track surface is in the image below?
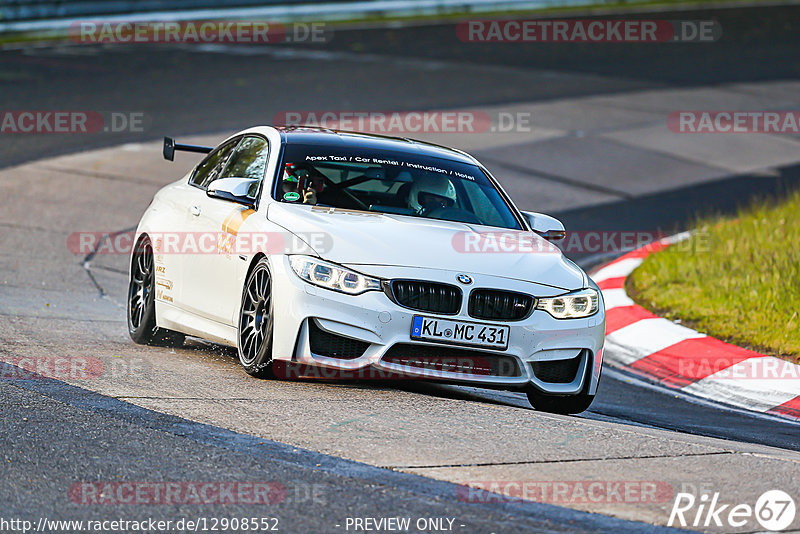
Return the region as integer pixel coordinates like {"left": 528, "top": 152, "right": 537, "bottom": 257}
{"left": 1, "top": 4, "right": 800, "bottom": 533}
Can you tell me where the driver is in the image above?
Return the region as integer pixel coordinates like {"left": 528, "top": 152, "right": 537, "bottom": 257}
{"left": 407, "top": 174, "right": 457, "bottom": 215}
{"left": 282, "top": 163, "right": 324, "bottom": 205}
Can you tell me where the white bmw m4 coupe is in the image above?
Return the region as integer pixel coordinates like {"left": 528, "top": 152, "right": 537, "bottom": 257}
{"left": 128, "top": 126, "right": 605, "bottom": 414}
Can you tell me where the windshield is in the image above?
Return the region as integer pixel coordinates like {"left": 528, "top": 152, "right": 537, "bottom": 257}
{"left": 274, "top": 144, "right": 522, "bottom": 230}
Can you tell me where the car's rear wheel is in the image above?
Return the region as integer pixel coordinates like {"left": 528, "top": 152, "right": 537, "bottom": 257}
{"left": 237, "top": 258, "right": 276, "bottom": 378}
{"left": 127, "top": 236, "right": 185, "bottom": 347}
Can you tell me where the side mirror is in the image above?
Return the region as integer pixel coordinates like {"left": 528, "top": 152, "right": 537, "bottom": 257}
{"left": 207, "top": 178, "right": 259, "bottom": 208}
{"left": 521, "top": 211, "right": 566, "bottom": 241}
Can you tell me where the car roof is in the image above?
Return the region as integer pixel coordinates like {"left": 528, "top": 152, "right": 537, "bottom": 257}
{"left": 275, "top": 126, "right": 479, "bottom": 166}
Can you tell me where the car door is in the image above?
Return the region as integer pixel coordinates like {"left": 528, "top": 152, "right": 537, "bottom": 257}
{"left": 174, "top": 136, "right": 240, "bottom": 319}
{"left": 180, "top": 135, "right": 270, "bottom": 325}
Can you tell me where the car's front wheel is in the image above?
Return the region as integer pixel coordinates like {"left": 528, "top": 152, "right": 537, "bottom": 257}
{"left": 237, "top": 258, "right": 276, "bottom": 378}
{"left": 127, "top": 235, "right": 185, "bottom": 347}
{"left": 526, "top": 389, "right": 595, "bottom": 415}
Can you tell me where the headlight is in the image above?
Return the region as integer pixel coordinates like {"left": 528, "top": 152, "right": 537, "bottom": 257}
{"left": 289, "top": 256, "right": 382, "bottom": 295}
{"left": 535, "top": 288, "right": 599, "bottom": 319}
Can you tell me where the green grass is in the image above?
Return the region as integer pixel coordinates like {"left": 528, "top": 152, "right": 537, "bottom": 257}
{"left": 627, "top": 189, "right": 800, "bottom": 362}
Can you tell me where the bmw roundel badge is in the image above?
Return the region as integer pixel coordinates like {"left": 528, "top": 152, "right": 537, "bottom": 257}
{"left": 457, "top": 274, "right": 473, "bottom": 285}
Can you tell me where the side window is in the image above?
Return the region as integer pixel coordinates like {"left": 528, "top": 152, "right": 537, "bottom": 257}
{"left": 190, "top": 139, "right": 239, "bottom": 189}
{"left": 220, "top": 136, "right": 269, "bottom": 182}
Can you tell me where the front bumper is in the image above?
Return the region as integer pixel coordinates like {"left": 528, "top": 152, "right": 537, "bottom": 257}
{"left": 269, "top": 258, "right": 605, "bottom": 395}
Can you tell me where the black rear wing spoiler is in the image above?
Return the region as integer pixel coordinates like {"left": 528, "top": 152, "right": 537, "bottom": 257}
{"left": 163, "top": 136, "right": 213, "bottom": 161}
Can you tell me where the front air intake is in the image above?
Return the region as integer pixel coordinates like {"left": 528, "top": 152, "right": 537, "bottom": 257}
{"left": 308, "top": 320, "right": 369, "bottom": 360}
{"left": 382, "top": 344, "right": 521, "bottom": 377}
{"left": 530, "top": 352, "right": 584, "bottom": 383}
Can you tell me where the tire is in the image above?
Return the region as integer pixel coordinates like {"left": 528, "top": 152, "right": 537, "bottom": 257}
{"left": 526, "top": 357, "right": 597, "bottom": 414}
{"left": 127, "top": 236, "right": 185, "bottom": 347}
{"left": 237, "top": 258, "right": 276, "bottom": 378}
{"left": 526, "top": 389, "right": 595, "bottom": 415}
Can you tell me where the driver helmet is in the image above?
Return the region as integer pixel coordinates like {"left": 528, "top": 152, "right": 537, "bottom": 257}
{"left": 407, "top": 174, "right": 457, "bottom": 214}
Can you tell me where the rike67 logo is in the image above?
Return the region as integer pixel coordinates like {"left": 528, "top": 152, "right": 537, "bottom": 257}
{"left": 669, "top": 489, "right": 796, "bottom": 531}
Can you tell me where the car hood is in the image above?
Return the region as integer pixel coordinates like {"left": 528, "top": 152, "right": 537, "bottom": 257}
{"left": 267, "top": 203, "right": 585, "bottom": 290}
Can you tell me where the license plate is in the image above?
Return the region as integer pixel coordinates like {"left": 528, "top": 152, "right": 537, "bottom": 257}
{"left": 410, "top": 316, "right": 510, "bottom": 350}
